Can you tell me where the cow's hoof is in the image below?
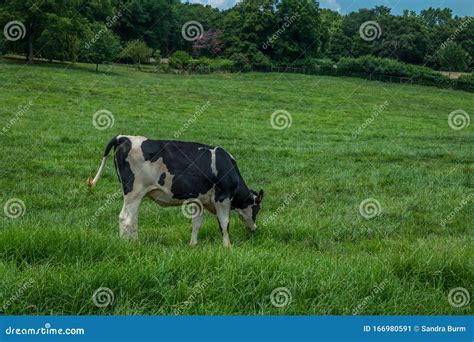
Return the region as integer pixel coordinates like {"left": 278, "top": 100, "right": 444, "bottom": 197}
{"left": 189, "top": 241, "right": 198, "bottom": 247}
{"left": 223, "top": 242, "right": 232, "bottom": 248}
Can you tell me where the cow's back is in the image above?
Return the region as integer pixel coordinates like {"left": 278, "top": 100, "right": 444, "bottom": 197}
{"left": 137, "top": 138, "right": 240, "bottom": 202}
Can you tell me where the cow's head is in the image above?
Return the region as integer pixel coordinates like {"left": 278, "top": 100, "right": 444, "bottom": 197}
{"left": 237, "top": 189, "right": 264, "bottom": 232}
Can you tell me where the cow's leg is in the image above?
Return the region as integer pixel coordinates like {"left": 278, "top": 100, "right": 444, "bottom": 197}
{"left": 189, "top": 213, "right": 204, "bottom": 246}
{"left": 215, "top": 199, "right": 231, "bottom": 247}
{"left": 119, "top": 192, "right": 144, "bottom": 240}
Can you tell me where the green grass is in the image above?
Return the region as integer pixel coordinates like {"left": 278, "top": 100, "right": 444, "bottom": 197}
{"left": 0, "top": 60, "right": 472, "bottom": 315}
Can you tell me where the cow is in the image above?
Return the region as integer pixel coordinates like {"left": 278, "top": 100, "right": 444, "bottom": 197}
{"left": 86, "top": 135, "right": 263, "bottom": 247}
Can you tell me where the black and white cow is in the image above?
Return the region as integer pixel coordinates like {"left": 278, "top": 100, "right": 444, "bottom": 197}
{"left": 87, "top": 135, "right": 263, "bottom": 247}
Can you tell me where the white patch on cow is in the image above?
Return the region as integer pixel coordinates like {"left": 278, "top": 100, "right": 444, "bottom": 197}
{"left": 237, "top": 204, "right": 256, "bottom": 231}
{"left": 210, "top": 147, "right": 218, "bottom": 176}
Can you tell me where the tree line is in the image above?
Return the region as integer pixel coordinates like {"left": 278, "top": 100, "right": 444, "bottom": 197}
{"left": 0, "top": 0, "right": 472, "bottom": 72}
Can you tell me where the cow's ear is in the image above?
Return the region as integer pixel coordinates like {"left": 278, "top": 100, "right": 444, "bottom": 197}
{"left": 258, "top": 189, "right": 264, "bottom": 202}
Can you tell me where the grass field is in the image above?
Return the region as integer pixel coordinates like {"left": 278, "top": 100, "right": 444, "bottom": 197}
{"left": 0, "top": 60, "right": 472, "bottom": 315}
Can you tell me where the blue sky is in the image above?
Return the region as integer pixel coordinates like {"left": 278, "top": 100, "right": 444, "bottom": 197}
{"left": 185, "top": 0, "right": 473, "bottom": 16}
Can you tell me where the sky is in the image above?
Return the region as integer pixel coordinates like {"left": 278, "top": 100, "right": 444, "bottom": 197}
{"left": 185, "top": 0, "right": 473, "bottom": 16}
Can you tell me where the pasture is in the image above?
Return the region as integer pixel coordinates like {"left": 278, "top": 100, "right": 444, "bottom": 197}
{"left": 0, "top": 61, "right": 472, "bottom": 315}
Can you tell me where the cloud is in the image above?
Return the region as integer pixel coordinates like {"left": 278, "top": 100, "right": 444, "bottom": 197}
{"left": 185, "top": 0, "right": 234, "bottom": 10}
{"left": 323, "top": 0, "right": 341, "bottom": 13}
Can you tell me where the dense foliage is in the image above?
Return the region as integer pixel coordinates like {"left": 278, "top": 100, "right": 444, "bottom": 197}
{"left": 0, "top": 0, "right": 472, "bottom": 73}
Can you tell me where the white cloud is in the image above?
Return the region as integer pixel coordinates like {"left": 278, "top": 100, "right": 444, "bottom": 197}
{"left": 186, "top": 0, "right": 233, "bottom": 10}
{"left": 323, "top": 0, "right": 341, "bottom": 13}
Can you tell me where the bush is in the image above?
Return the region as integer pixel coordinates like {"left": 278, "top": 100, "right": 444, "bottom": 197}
{"left": 293, "top": 58, "right": 336, "bottom": 73}
{"left": 454, "top": 74, "right": 474, "bottom": 92}
{"left": 209, "top": 58, "right": 235, "bottom": 72}
{"left": 336, "top": 56, "right": 451, "bottom": 87}
{"left": 250, "top": 51, "right": 272, "bottom": 71}
{"left": 169, "top": 51, "right": 191, "bottom": 69}
{"left": 230, "top": 53, "right": 251, "bottom": 72}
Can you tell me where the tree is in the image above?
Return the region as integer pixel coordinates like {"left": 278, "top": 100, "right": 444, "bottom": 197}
{"left": 122, "top": 40, "right": 152, "bottom": 70}
{"left": 221, "top": 0, "right": 277, "bottom": 60}
{"left": 271, "top": 0, "right": 323, "bottom": 63}
{"left": 192, "top": 30, "right": 222, "bottom": 57}
{"left": 438, "top": 42, "right": 470, "bottom": 74}
{"left": 83, "top": 22, "right": 121, "bottom": 72}
{"left": 114, "top": 0, "right": 178, "bottom": 55}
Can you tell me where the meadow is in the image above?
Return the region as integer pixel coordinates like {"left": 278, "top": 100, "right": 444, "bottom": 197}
{"left": 0, "top": 60, "right": 472, "bottom": 315}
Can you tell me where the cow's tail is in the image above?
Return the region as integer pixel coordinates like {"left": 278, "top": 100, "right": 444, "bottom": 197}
{"left": 86, "top": 135, "right": 123, "bottom": 189}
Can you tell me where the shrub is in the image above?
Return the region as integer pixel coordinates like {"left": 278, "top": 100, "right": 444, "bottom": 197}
{"left": 169, "top": 51, "right": 191, "bottom": 69}
{"left": 250, "top": 51, "right": 272, "bottom": 71}
{"left": 454, "top": 74, "right": 474, "bottom": 92}
{"left": 209, "top": 58, "right": 235, "bottom": 72}
{"left": 230, "top": 53, "right": 251, "bottom": 72}
{"left": 336, "top": 56, "right": 451, "bottom": 87}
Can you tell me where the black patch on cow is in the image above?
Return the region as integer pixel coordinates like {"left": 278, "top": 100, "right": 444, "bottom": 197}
{"left": 115, "top": 137, "right": 134, "bottom": 195}
{"left": 142, "top": 140, "right": 222, "bottom": 200}
{"left": 140, "top": 140, "right": 254, "bottom": 206}
{"left": 158, "top": 173, "right": 166, "bottom": 186}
